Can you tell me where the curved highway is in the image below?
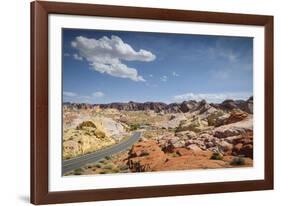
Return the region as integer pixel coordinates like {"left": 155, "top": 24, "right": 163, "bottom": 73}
{"left": 62, "top": 131, "right": 142, "bottom": 174}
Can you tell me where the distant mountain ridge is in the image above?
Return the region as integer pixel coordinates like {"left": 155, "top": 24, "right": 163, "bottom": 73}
{"left": 63, "top": 96, "right": 253, "bottom": 114}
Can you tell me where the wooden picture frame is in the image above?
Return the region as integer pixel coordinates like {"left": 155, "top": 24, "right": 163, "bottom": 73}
{"left": 31, "top": 1, "right": 274, "bottom": 204}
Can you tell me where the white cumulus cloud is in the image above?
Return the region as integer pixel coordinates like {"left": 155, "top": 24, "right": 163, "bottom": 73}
{"left": 160, "top": 75, "right": 168, "bottom": 82}
{"left": 73, "top": 53, "right": 83, "bottom": 61}
{"left": 92, "top": 91, "right": 105, "bottom": 98}
{"left": 63, "top": 91, "right": 77, "bottom": 97}
{"left": 172, "top": 72, "right": 179, "bottom": 77}
{"left": 174, "top": 92, "right": 252, "bottom": 103}
{"left": 71, "top": 35, "right": 156, "bottom": 82}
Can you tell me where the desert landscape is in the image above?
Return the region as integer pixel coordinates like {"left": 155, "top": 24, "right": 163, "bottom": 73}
{"left": 62, "top": 29, "right": 254, "bottom": 176}
{"left": 63, "top": 97, "right": 253, "bottom": 176}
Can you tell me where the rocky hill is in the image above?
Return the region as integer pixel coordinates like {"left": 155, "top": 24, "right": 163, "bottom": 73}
{"left": 63, "top": 117, "right": 128, "bottom": 159}
{"left": 63, "top": 96, "right": 253, "bottom": 114}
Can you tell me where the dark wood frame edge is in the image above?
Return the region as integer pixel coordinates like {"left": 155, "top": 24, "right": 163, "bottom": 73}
{"left": 30, "top": 1, "right": 274, "bottom": 204}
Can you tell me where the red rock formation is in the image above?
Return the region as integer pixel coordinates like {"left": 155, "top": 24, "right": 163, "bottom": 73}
{"left": 232, "top": 130, "right": 253, "bottom": 158}
{"left": 225, "top": 110, "right": 248, "bottom": 124}
{"left": 127, "top": 140, "right": 167, "bottom": 172}
{"left": 127, "top": 139, "right": 253, "bottom": 172}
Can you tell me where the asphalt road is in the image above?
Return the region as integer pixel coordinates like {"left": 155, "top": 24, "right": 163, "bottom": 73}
{"left": 62, "top": 131, "right": 142, "bottom": 174}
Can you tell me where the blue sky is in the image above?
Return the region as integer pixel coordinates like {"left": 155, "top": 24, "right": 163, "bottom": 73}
{"left": 62, "top": 28, "right": 253, "bottom": 104}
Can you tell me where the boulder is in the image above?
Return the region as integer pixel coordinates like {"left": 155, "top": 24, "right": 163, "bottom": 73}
{"left": 186, "top": 144, "right": 202, "bottom": 153}
{"left": 232, "top": 143, "right": 253, "bottom": 158}
{"left": 207, "top": 110, "right": 229, "bottom": 127}
{"left": 175, "top": 130, "right": 197, "bottom": 139}
{"left": 214, "top": 128, "right": 245, "bottom": 138}
{"left": 231, "top": 130, "right": 253, "bottom": 158}
{"left": 200, "top": 133, "right": 215, "bottom": 142}
{"left": 224, "top": 110, "right": 248, "bottom": 124}
{"left": 218, "top": 140, "right": 233, "bottom": 155}
{"left": 240, "top": 144, "right": 253, "bottom": 158}
{"left": 225, "top": 135, "right": 243, "bottom": 144}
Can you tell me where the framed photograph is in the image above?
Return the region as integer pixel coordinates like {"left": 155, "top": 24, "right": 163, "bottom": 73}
{"left": 31, "top": 1, "right": 274, "bottom": 204}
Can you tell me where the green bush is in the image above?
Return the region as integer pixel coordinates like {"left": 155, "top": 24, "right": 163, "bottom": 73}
{"left": 111, "top": 168, "right": 120, "bottom": 173}
{"left": 74, "top": 168, "right": 84, "bottom": 173}
{"left": 105, "top": 156, "right": 111, "bottom": 160}
{"left": 230, "top": 156, "right": 245, "bottom": 165}
{"left": 73, "top": 168, "right": 84, "bottom": 175}
{"left": 210, "top": 152, "right": 223, "bottom": 160}
{"left": 130, "top": 123, "right": 140, "bottom": 131}
{"left": 172, "top": 152, "right": 180, "bottom": 157}
{"left": 94, "top": 163, "right": 102, "bottom": 168}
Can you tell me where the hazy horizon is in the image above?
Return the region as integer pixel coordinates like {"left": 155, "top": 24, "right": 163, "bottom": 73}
{"left": 62, "top": 95, "right": 253, "bottom": 105}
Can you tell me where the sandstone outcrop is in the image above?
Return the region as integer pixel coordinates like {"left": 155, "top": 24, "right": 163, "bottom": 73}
{"left": 176, "top": 116, "right": 208, "bottom": 133}
{"left": 207, "top": 110, "right": 229, "bottom": 127}
{"left": 63, "top": 118, "right": 127, "bottom": 159}
{"left": 224, "top": 110, "right": 248, "bottom": 124}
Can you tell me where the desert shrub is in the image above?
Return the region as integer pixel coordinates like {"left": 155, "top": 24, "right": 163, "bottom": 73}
{"left": 99, "top": 171, "right": 108, "bottom": 174}
{"left": 140, "top": 151, "right": 149, "bottom": 157}
{"left": 105, "top": 156, "right": 111, "bottom": 160}
{"left": 172, "top": 152, "right": 180, "bottom": 157}
{"left": 76, "top": 121, "right": 96, "bottom": 130}
{"left": 119, "top": 164, "right": 129, "bottom": 171}
{"left": 74, "top": 168, "right": 84, "bottom": 173}
{"left": 103, "top": 163, "right": 114, "bottom": 170}
{"left": 73, "top": 168, "right": 84, "bottom": 175}
{"left": 130, "top": 123, "right": 140, "bottom": 131}
{"left": 210, "top": 152, "right": 223, "bottom": 160}
{"left": 111, "top": 168, "right": 120, "bottom": 173}
{"left": 230, "top": 156, "right": 245, "bottom": 165}
{"left": 168, "top": 128, "right": 176, "bottom": 132}
{"left": 94, "top": 163, "right": 102, "bottom": 168}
